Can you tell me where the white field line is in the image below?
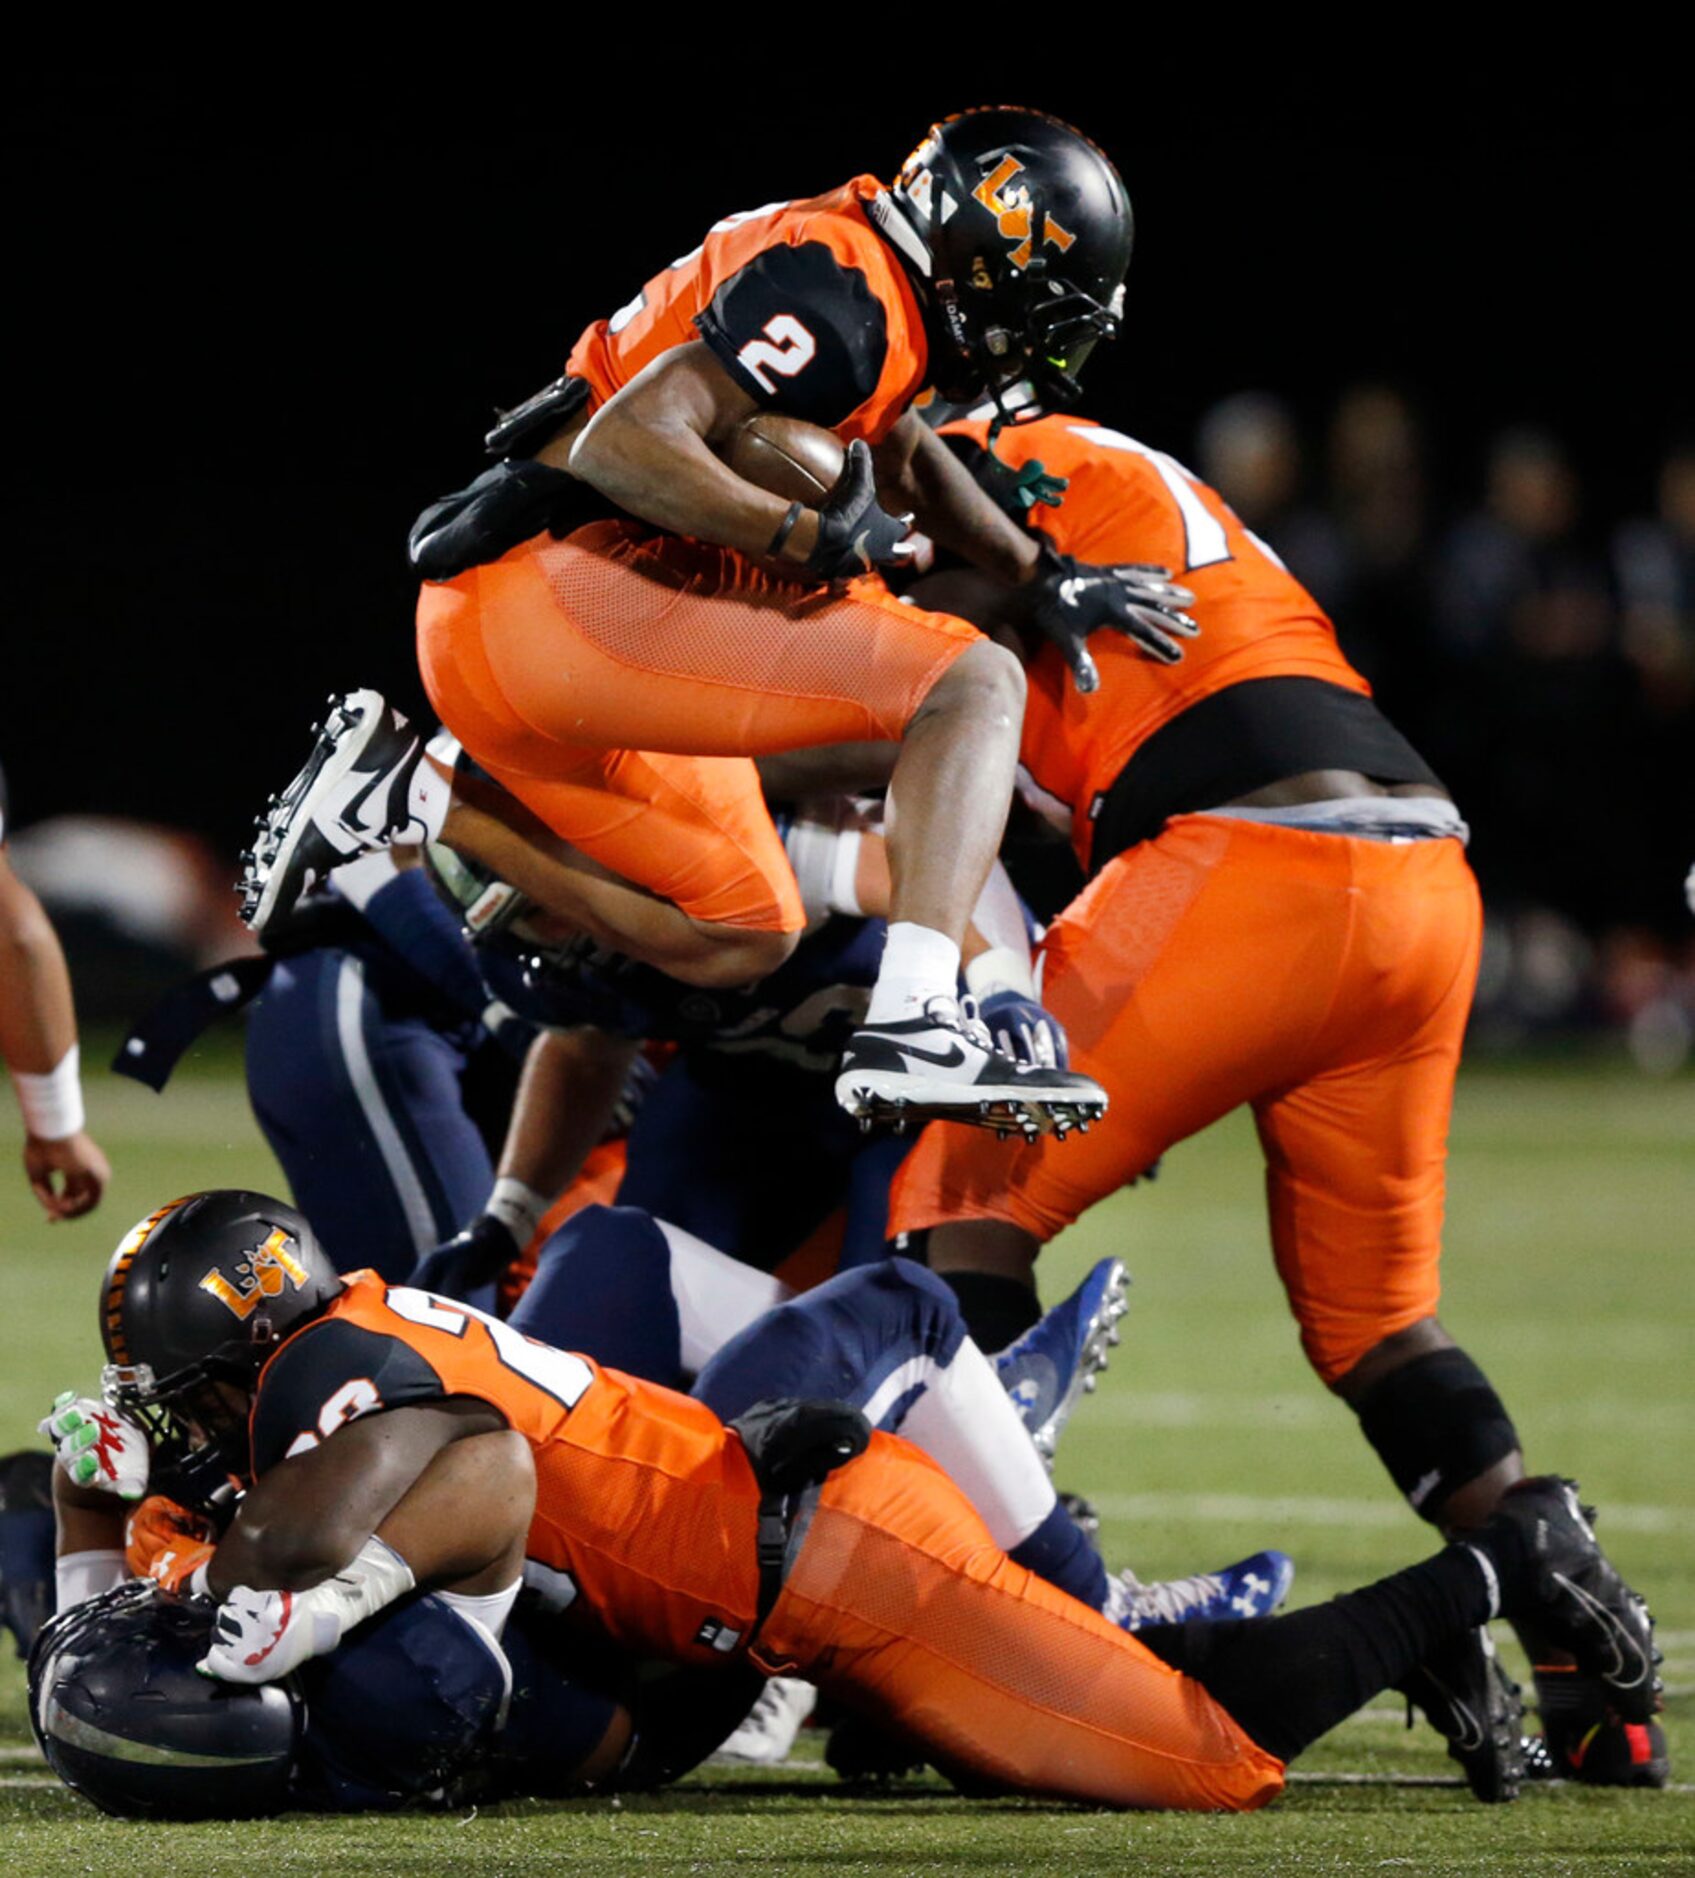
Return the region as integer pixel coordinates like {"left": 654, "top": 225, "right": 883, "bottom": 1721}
{"left": 1084, "top": 1390, "right": 1695, "bottom": 1435}
{"left": 1089, "top": 1489, "right": 1695, "bottom": 1536}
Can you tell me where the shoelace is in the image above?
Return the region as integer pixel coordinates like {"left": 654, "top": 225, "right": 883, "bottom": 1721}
{"left": 1110, "top": 1568, "right": 1227, "bottom": 1626}
{"left": 922, "top": 993, "right": 994, "bottom": 1053}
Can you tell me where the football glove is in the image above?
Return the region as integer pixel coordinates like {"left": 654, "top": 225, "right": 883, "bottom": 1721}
{"left": 40, "top": 1393, "right": 149, "bottom": 1501}
{"left": 199, "top": 1538, "right": 414, "bottom": 1685}
{"left": 1026, "top": 542, "right": 1198, "bottom": 692}
{"left": 125, "top": 1495, "right": 216, "bottom": 1596}
{"left": 805, "top": 440, "right": 915, "bottom": 581}
{"left": 409, "top": 1211, "right": 520, "bottom": 1302}
{"left": 977, "top": 988, "right": 1068, "bottom": 1070}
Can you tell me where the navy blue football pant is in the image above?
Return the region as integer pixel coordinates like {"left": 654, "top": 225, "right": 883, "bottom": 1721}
{"left": 245, "top": 949, "right": 494, "bottom": 1280}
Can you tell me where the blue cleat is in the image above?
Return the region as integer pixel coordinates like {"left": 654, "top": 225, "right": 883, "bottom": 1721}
{"left": 993, "top": 1257, "right": 1129, "bottom": 1463}
{"left": 1105, "top": 1550, "right": 1296, "bottom": 1631}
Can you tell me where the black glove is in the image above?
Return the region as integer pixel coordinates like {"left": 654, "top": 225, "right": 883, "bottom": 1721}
{"left": 407, "top": 1213, "right": 518, "bottom": 1302}
{"left": 409, "top": 459, "right": 576, "bottom": 582}
{"left": 1025, "top": 541, "right": 1199, "bottom": 693}
{"left": 805, "top": 439, "right": 915, "bottom": 581}
{"left": 730, "top": 1398, "right": 870, "bottom": 1497}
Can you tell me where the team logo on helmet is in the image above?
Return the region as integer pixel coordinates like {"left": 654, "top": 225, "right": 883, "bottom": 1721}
{"left": 971, "top": 155, "right": 1077, "bottom": 270}
{"left": 198, "top": 1230, "right": 312, "bottom": 1322}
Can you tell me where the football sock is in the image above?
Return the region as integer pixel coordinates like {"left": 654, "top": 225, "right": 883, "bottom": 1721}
{"left": 1136, "top": 1545, "right": 1493, "bottom": 1764}
{"left": 408, "top": 748, "right": 452, "bottom": 844}
{"left": 865, "top": 922, "right": 961, "bottom": 1025}
{"left": 1009, "top": 1500, "right": 1110, "bottom": 1609}
{"left": 939, "top": 1272, "right": 1041, "bottom": 1353}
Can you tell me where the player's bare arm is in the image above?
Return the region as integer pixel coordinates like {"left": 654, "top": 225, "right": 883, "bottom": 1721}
{"left": 0, "top": 848, "right": 110, "bottom": 1220}
{"left": 873, "top": 413, "right": 1040, "bottom": 584}
{"left": 561, "top": 343, "right": 827, "bottom": 566}
{"left": 207, "top": 1398, "right": 507, "bottom": 1598}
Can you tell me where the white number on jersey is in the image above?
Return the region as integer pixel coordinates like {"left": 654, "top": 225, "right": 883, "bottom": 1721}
{"left": 1071, "top": 426, "right": 1232, "bottom": 572}
{"left": 736, "top": 314, "right": 818, "bottom": 393}
{"left": 385, "top": 1286, "right": 595, "bottom": 1413}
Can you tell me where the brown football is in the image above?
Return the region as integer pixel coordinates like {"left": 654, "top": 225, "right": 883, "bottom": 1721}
{"left": 723, "top": 410, "right": 846, "bottom": 504}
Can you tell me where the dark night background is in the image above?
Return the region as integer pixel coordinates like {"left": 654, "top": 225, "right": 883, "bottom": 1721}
{"left": 5, "top": 53, "right": 1691, "bottom": 1017}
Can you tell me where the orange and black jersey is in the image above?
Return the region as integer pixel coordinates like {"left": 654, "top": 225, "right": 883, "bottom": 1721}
{"left": 251, "top": 1273, "right": 763, "bottom": 1665}
{"left": 566, "top": 178, "right": 929, "bottom": 445}
{"left": 940, "top": 414, "right": 1439, "bottom": 873}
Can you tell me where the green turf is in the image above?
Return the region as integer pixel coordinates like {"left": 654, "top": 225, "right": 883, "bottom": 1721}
{"left": 2, "top": 1049, "right": 1691, "bottom": 1874}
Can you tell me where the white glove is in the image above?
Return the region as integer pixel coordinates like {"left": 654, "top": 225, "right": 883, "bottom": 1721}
{"left": 197, "top": 1584, "right": 344, "bottom": 1683}
{"left": 197, "top": 1536, "right": 416, "bottom": 1684}
{"left": 1685, "top": 862, "right": 1694, "bottom": 916}
{"left": 40, "top": 1391, "right": 149, "bottom": 1500}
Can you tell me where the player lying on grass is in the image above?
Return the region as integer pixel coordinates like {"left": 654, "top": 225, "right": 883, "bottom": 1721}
{"left": 238, "top": 108, "right": 1207, "bottom": 1141}
{"left": 39, "top": 1192, "right": 1658, "bottom": 1814}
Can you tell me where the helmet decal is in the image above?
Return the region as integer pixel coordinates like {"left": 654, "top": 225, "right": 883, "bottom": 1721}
{"left": 198, "top": 1229, "right": 312, "bottom": 1323}
{"left": 104, "top": 1198, "right": 192, "bottom": 1364}
{"left": 971, "top": 155, "right": 1077, "bottom": 270}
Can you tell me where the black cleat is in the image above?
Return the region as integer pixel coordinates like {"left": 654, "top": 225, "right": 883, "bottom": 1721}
{"left": 835, "top": 995, "right": 1107, "bottom": 1137}
{"left": 1399, "top": 1626, "right": 1524, "bottom": 1803}
{"left": 1529, "top": 1666, "right": 1670, "bottom": 1787}
{"left": 1480, "top": 1477, "right": 1661, "bottom": 1723}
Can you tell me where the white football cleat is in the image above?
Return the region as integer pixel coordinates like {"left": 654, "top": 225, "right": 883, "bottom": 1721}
{"left": 711, "top": 1675, "right": 818, "bottom": 1765}
{"left": 835, "top": 995, "right": 1107, "bottom": 1138}
{"left": 238, "top": 689, "right": 425, "bottom": 938}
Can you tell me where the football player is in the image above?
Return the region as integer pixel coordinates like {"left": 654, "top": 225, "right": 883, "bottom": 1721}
{"left": 873, "top": 407, "right": 1668, "bottom": 1792}
{"left": 42, "top": 1190, "right": 1659, "bottom": 1812}
{"left": 237, "top": 108, "right": 1198, "bottom": 1138}
{"left": 0, "top": 759, "right": 109, "bottom": 1220}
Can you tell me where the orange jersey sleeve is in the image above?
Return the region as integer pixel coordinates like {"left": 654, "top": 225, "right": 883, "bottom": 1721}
{"left": 251, "top": 1274, "right": 762, "bottom": 1664}
{"left": 940, "top": 414, "right": 1369, "bottom": 868}
{"left": 566, "top": 178, "right": 929, "bottom": 445}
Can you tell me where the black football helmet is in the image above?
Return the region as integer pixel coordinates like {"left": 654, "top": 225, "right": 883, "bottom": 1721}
{"left": 30, "top": 1581, "right": 301, "bottom": 1818}
{"left": 886, "top": 107, "right": 1132, "bottom": 415}
{"left": 100, "top": 1191, "right": 341, "bottom": 1476}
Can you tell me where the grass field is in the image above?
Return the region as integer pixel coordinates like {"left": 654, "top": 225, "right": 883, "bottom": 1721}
{"left": 1, "top": 1045, "right": 1691, "bottom": 1874}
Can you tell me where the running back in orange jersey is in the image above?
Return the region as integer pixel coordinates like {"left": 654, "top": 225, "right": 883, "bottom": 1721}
{"left": 938, "top": 414, "right": 1371, "bottom": 868}
{"left": 566, "top": 180, "right": 930, "bottom": 446}
{"left": 249, "top": 1273, "right": 763, "bottom": 1665}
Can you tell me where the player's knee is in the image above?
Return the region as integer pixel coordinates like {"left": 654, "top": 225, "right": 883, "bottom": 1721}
{"left": 1342, "top": 1334, "right": 1521, "bottom": 1526}
{"left": 909, "top": 639, "right": 1025, "bottom": 738}
{"left": 672, "top": 920, "right": 798, "bottom": 988}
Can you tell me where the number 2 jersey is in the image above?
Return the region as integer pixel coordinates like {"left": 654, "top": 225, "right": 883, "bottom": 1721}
{"left": 566, "top": 178, "right": 929, "bottom": 445}
{"left": 249, "top": 1273, "right": 764, "bottom": 1665}
{"left": 939, "top": 414, "right": 1442, "bottom": 875}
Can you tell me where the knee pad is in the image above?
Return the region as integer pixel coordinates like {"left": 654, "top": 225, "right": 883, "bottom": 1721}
{"left": 294, "top": 1595, "right": 511, "bottom": 1809}
{"left": 1353, "top": 1348, "right": 1520, "bottom": 1520}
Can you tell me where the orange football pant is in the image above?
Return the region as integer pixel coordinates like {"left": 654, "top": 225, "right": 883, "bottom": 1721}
{"left": 758, "top": 1432, "right": 1285, "bottom": 1810}
{"left": 417, "top": 521, "right": 980, "bottom": 933}
{"left": 893, "top": 815, "right": 1484, "bottom": 1384}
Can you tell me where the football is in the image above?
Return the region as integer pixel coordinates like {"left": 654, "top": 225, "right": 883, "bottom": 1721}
{"left": 723, "top": 410, "right": 846, "bottom": 504}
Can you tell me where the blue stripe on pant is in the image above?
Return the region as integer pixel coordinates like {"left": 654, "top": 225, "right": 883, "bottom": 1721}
{"left": 245, "top": 948, "right": 492, "bottom": 1280}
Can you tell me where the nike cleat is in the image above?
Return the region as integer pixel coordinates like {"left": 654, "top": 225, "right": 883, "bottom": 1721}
{"left": 994, "top": 1257, "right": 1129, "bottom": 1462}
{"left": 1399, "top": 1626, "right": 1525, "bottom": 1804}
{"left": 835, "top": 995, "right": 1107, "bottom": 1138}
{"left": 1479, "top": 1477, "right": 1662, "bottom": 1723}
{"left": 238, "top": 689, "right": 425, "bottom": 937}
{"left": 1106, "top": 1549, "right": 1296, "bottom": 1631}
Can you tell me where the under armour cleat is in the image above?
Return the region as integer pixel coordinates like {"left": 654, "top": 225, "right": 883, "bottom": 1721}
{"left": 994, "top": 1257, "right": 1129, "bottom": 1463}
{"left": 1106, "top": 1550, "right": 1295, "bottom": 1631}
{"left": 835, "top": 995, "right": 1107, "bottom": 1137}
{"left": 1529, "top": 1666, "right": 1670, "bottom": 1787}
{"left": 1478, "top": 1477, "right": 1661, "bottom": 1723}
{"left": 710, "top": 1675, "right": 818, "bottom": 1766}
{"left": 1399, "top": 1626, "right": 1525, "bottom": 1804}
{"left": 238, "top": 689, "right": 425, "bottom": 937}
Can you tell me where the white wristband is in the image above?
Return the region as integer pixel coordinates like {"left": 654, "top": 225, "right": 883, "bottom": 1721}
{"left": 13, "top": 1044, "right": 85, "bottom": 1142}
{"left": 487, "top": 1176, "right": 551, "bottom": 1247}
{"left": 55, "top": 1548, "right": 127, "bottom": 1613}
